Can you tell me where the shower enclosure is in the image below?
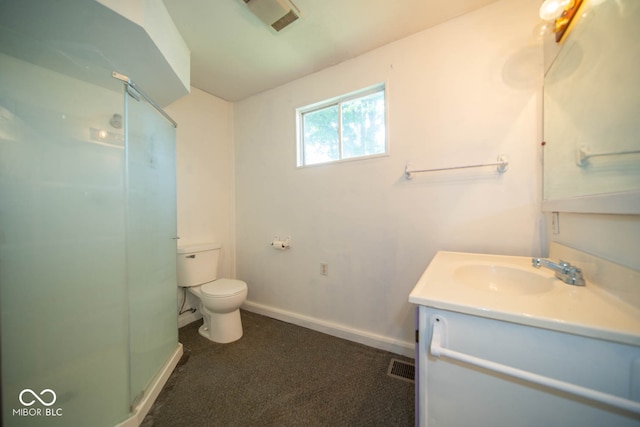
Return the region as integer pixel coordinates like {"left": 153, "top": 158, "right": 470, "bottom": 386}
{"left": 0, "top": 31, "right": 180, "bottom": 427}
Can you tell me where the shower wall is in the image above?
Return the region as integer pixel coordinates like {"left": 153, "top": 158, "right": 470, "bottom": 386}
{"left": 0, "top": 48, "right": 178, "bottom": 427}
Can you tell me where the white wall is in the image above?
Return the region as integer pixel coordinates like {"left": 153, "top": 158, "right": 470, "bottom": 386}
{"left": 165, "top": 88, "right": 235, "bottom": 322}
{"left": 234, "top": 0, "right": 544, "bottom": 355}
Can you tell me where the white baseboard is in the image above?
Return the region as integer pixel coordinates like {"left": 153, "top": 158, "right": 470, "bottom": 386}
{"left": 242, "top": 300, "right": 414, "bottom": 358}
{"left": 115, "top": 343, "right": 183, "bottom": 427}
{"left": 178, "top": 310, "right": 202, "bottom": 328}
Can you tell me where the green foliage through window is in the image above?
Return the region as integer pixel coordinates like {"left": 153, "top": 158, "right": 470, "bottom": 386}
{"left": 297, "top": 85, "right": 386, "bottom": 166}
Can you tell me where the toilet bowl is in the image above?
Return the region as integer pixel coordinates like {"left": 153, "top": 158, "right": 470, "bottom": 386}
{"left": 187, "top": 279, "right": 248, "bottom": 343}
{"left": 177, "top": 243, "right": 248, "bottom": 343}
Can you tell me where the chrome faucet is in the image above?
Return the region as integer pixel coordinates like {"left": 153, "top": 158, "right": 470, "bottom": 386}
{"left": 532, "top": 258, "right": 585, "bottom": 286}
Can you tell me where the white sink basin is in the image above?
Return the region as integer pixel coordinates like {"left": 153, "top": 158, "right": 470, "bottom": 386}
{"left": 454, "top": 264, "right": 555, "bottom": 295}
{"left": 409, "top": 250, "right": 640, "bottom": 346}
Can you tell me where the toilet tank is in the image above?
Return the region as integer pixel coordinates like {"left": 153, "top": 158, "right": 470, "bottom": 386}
{"left": 176, "top": 243, "right": 221, "bottom": 287}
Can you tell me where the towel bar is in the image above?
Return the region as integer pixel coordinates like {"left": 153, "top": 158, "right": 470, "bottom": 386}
{"left": 405, "top": 155, "right": 508, "bottom": 179}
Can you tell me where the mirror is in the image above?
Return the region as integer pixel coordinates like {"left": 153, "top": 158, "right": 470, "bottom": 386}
{"left": 542, "top": 0, "right": 640, "bottom": 213}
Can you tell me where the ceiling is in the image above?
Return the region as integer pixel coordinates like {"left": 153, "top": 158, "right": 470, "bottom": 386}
{"left": 162, "top": 0, "right": 499, "bottom": 102}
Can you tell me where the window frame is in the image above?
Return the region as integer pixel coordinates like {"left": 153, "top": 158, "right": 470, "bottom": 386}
{"left": 296, "top": 83, "right": 388, "bottom": 167}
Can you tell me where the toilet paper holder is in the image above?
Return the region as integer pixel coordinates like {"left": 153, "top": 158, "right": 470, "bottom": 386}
{"left": 270, "top": 236, "right": 291, "bottom": 250}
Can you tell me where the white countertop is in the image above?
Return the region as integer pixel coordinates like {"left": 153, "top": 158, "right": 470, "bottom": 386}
{"left": 409, "top": 251, "right": 640, "bottom": 346}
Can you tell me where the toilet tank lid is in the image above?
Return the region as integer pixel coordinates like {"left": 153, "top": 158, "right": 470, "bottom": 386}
{"left": 177, "top": 243, "right": 221, "bottom": 254}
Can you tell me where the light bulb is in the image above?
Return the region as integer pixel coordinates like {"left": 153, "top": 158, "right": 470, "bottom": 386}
{"left": 539, "top": 0, "right": 572, "bottom": 21}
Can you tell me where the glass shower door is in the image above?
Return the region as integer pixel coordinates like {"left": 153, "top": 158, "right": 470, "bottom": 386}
{"left": 124, "top": 88, "right": 178, "bottom": 405}
{"left": 1, "top": 16, "right": 180, "bottom": 424}
{"left": 0, "top": 52, "right": 130, "bottom": 426}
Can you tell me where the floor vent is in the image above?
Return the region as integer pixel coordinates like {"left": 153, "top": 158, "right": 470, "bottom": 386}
{"left": 387, "top": 358, "right": 415, "bottom": 383}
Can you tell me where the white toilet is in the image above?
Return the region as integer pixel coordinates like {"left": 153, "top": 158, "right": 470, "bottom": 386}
{"left": 177, "top": 243, "right": 248, "bottom": 343}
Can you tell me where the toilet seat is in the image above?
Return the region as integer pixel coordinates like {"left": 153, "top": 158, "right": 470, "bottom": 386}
{"left": 201, "top": 279, "right": 247, "bottom": 298}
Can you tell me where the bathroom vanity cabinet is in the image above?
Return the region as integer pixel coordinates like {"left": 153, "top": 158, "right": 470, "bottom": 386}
{"left": 409, "top": 250, "right": 640, "bottom": 427}
{"left": 414, "top": 306, "right": 640, "bottom": 427}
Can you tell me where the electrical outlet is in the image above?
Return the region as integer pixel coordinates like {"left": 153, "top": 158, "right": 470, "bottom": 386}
{"left": 320, "top": 263, "right": 328, "bottom": 276}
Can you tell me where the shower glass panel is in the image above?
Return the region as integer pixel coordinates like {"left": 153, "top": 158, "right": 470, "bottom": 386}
{"left": 0, "top": 28, "right": 179, "bottom": 426}
{"left": 125, "top": 88, "right": 178, "bottom": 405}
{"left": 0, "top": 52, "right": 130, "bottom": 426}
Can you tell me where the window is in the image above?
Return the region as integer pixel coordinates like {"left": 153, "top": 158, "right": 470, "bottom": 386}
{"left": 297, "top": 84, "right": 387, "bottom": 166}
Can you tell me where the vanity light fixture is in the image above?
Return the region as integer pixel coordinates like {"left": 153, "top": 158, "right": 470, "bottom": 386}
{"left": 539, "top": 0, "right": 572, "bottom": 21}
{"left": 539, "top": 0, "right": 584, "bottom": 42}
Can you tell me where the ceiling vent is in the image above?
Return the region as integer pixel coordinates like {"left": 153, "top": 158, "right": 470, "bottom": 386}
{"left": 243, "top": 0, "right": 301, "bottom": 32}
